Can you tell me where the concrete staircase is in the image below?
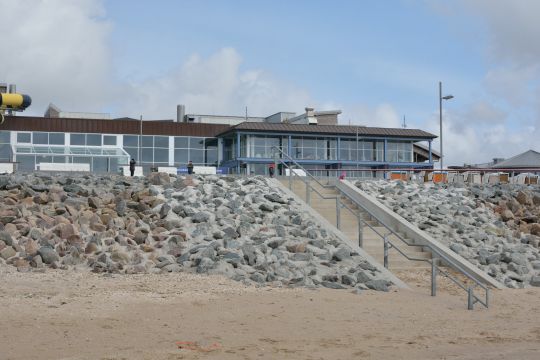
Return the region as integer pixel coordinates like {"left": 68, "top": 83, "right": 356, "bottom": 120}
{"left": 279, "top": 178, "right": 431, "bottom": 271}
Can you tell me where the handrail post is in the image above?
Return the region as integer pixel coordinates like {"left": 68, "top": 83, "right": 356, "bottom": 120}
{"left": 431, "top": 257, "right": 438, "bottom": 297}
{"left": 383, "top": 235, "right": 389, "bottom": 269}
{"left": 306, "top": 178, "right": 311, "bottom": 205}
{"left": 357, "top": 213, "right": 363, "bottom": 248}
{"left": 288, "top": 163, "right": 292, "bottom": 190}
{"left": 468, "top": 287, "right": 474, "bottom": 310}
{"left": 336, "top": 196, "right": 341, "bottom": 229}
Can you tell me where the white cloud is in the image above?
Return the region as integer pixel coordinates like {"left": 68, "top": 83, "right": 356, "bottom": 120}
{"left": 1, "top": 2, "right": 314, "bottom": 119}
{"left": 340, "top": 103, "right": 403, "bottom": 128}
{"left": 0, "top": 0, "right": 112, "bottom": 115}
{"left": 118, "top": 48, "right": 313, "bottom": 119}
{"left": 464, "top": 0, "right": 540, "bottom": 67}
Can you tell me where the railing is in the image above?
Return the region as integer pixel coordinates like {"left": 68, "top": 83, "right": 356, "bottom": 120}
{"left": 281, "top": 167, "right": 540, "bottom": 185}
{"left": 271, "top": 146, "right": 490, "bottom": 310}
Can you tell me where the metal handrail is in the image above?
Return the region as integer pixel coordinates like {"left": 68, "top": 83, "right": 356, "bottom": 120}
{"left": 270, "top": 146, "right": 489, "bottom": 309}
{"left": 270, "top": 146, "right": 335, "bottom": 189}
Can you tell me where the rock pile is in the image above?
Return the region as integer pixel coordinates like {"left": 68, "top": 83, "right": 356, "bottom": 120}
{"left": 0, "top": 173, "right": 393, "bottom": 291}
{"left": 356, "top": 180, "right": 540, "bottom": 288}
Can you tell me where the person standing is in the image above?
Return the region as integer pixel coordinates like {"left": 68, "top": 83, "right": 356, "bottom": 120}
{"left": 187, "top": 160, "right": 194, "bottom": 175}
{"left": 129, "top": 158, "right": 136, "bottom": 177}
{"left": 268, "top": 164, "right": 275, "bottom": 178}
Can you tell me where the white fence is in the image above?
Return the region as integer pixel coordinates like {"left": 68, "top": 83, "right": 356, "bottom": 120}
{"left": 36, "top": 163, "right": 90, "bottom": 172}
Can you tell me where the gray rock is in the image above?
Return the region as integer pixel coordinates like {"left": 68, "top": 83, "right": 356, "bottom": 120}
{"left": 0, "top": 246, "right": 16, "bottom": 260}
{"left": 196, "top": 257, "right": 215, "bottom": 273}
{"left": 259, "top": 203, "right": 274, "bottom": 212}
{"left": 192, "top": 212, "right": 210, "bottom": 223}
{"left": 37, "top": 246, "right": 59, "bottom": 264}
{"left": 332, "top": 247, "right": 351, "bottom": 261}
{"left": 250, "top": 272, "right": 266, "bottom": 283}
{"left": 356, "top": 270, "right": 372, "bottom": 283}
{"left": 222, "top": 226, "right": 239, "bottom": 239}
{"left": 530, "top": 276, "right": 540, "bottom": 287}
{"left": 242, "top": 245, "right": 257, "bottom": 265}
{"left": 264, "top": 193, "right": 287, "bottom": 204}
{"left": 341, "top": 274, "right": 357, "bottom": 286}
{"left": 321, "top": 281, "right": 347, "bottom": 289}
{"left": 159, "top": 203, "right": 171, "bottom": 219}
{"left": 222, "top": 252, "right": 244, "bottom": 267}
{"left": 365, "top": 279, "right": 390, "bottom": 292}
{"left": 0, "top": 231, "right": 13, "bottom": 246}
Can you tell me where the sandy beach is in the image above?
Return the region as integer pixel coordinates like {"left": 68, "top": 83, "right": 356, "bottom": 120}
{"left": 1, "top": 268, "right": 539, "bottom": 360}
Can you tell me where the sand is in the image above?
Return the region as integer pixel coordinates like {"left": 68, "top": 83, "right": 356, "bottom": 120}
{"left": 1, "top": 268, "right": 539, "bottom": 360}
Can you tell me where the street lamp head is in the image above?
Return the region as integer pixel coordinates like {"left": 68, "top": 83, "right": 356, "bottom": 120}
{"left": 442, "top": 95, "right": 454, "bottom": 100}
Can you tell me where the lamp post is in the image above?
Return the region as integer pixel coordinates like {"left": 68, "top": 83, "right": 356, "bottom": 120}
{"left": 439, "top": 81, "right": 453, "bottom": 171}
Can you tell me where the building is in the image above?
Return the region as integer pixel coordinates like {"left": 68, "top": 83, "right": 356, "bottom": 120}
{"left": 452, "top": 149, "right": 540, "bottom": 172}
{"left": 0, "top": 106, "right": 438, "bottom": 176}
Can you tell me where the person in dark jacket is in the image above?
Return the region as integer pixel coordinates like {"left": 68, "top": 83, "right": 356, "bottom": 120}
{"left": 129, "top": 158, "right": 136, "bottom": 176}
{"left": 187, "top": 160, "right": 194, "bottom": 175}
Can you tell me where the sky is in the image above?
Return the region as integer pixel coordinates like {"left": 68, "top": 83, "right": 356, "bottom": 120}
{"left": 1, "top": 0, "right": 539, "bottom": 166}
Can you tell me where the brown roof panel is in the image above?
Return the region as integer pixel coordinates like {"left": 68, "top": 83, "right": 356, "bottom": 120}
{"left": 0, "top": 116, "right": 230, "bottom": 137}
{"left": 217, "top": 122, "right": 437, "bottom": 139}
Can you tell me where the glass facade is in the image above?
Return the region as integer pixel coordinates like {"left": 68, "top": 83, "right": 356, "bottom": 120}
{"left": 2, "top": 128, "right": 427, "bottom": 175}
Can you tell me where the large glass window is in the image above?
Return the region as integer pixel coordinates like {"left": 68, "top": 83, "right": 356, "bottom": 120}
{"left": 174, "top": 136, "right": 216, "bottom": 166}
{"left": 86, "top": 134, "right": 101, "bottom": 146}
{"left": 291, "top": 136, "right": 335, "bottom": 160}
{"left": 174, "top": 137, "right": 189, "bottom": 148}
{"left": 33, "top": 132, "right": 48, "bottom": 145}
{"left": 123, "top": 135, "right": 139, "bottom": 147}
{"left": 339, "top": 139, "right": 384, "bottom": 162}
{"left": 387, "top": 141, "right": 412, "bottom": 163}
{"left": 70, "top": 134, "right": 85, "bottom": 145}
{"left": 17, "top": 155, "right": 35, "bottom": 171}
{"left": 49, "top": 133, "right": 65, "bottom": 145}
{"left": 154, "top": 136, "right": 168, "bottom": 148}
{"left": 190, "top": 137, "right": 205, "bottom": 150}
{"left": 0, "top": 131, "right": 11, "bottom": 162}
{"left": 174, "top": 149, "right": 189, "bottom": 165}
{"left": 247, "top": 135, "right": 288, "bottom": 159}
{"left": 103, "top": 135, "right": 117, "bottom": 146}
{"left": 17, "top": 132, "right": 31, "bottom": 143}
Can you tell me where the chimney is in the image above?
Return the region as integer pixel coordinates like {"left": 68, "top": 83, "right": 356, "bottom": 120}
{"left": 177, "top": 104, "right": 185, "bottom": 122}
{"left": 305, "top": 107, "right": 315, "bottom": 117}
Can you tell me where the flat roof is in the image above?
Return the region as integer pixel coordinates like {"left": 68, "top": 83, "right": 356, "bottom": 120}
{"left": 217, "top": 122, "right": 437, "bottom": 139}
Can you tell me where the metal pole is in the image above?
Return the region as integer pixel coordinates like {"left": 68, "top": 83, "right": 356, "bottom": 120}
{"left": 306, "top": 179, "right": 311, "bottom": 205}
{"left": 383, "top": 235, "right": 389, "bottom": 268}
{"left": 288, "top": 163, "right": 292, "bottom": 189}
{"left": 468, "top": 287, "right": 474, "bottom": 310}
{"left": 336, "top": 196, "right": 341, "bottom": 229}
{"left": 431, "top": 257, "right": 438, "bottom": 297}
{"left": 139, "top": 115, "right": 142, "bottom": 168}
{"left": 358, "top": 213, "right": 363, "bottom": 248}
{"left": 439, "top": 81, "right": 443, "bottom": 172}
